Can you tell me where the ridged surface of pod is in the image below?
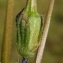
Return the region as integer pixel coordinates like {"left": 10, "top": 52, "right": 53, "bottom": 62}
{"left": 16, "top": 0, "right": 43, "bottom": 58}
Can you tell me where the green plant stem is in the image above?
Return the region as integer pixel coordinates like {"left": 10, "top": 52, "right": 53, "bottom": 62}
{"left": 26, "top": 0, "right": 37, "bottom": 12}
{"left": 1, "top": 0, "right": 14, "bottom": 63}
{"left": 35, "top": 0, "right": 55, "bottom": 63}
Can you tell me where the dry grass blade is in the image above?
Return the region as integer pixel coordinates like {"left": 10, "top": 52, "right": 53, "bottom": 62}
{"left": 1, "top": 0, "right": 14, "bottom": 63}
{"left": 35, "top": 0, "right": 55, "bottom": 63}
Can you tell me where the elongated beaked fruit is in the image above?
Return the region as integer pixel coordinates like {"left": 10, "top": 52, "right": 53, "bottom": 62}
{"left": 16, "top": 0, "right": 43, "bottom": 58}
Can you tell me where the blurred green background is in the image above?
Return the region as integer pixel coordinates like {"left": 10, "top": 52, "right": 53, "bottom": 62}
{"left": 0, "top": 0, "right": 63, "bottom": 63}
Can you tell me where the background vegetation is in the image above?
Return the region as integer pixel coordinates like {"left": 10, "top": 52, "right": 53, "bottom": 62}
{"left": 0, "top": 0, "right": 63, "bottom": 63}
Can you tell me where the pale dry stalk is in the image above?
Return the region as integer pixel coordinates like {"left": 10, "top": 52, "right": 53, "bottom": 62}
{"left": 35, "top": 0, "right": 55, "bottom": 63}
{"left": 1, "top": 0, "right": 14, "bottom": 63}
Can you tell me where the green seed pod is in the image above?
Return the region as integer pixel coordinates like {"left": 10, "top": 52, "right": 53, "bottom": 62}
{"left": 16, "top": 0, "right": 43, "bottom": 58}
